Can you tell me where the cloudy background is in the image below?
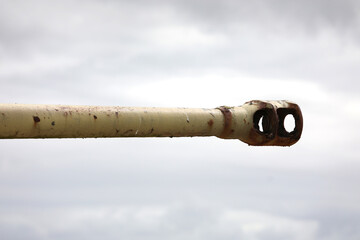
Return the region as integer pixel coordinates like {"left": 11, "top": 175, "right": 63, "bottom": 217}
{"left": 0, "top": 0, "right": 360, "bottom": 239}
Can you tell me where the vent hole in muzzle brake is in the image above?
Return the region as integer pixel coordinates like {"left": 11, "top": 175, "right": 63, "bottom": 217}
{"left": 253, "top": 109, "right": 275, "bottom": 135}
{"left": 284, "top": 114, "right": 295, "bottom": 133}
{"left": 277, "top": 108, "right": 299, "bottom": 137}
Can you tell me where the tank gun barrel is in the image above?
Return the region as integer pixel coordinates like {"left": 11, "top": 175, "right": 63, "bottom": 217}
{"left": 0, "top": 100, "right": 303, "bottom": 146}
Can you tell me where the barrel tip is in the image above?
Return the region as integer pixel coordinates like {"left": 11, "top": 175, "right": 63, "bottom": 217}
{"left": 243, "top": 100, "right": 303, "bottom": 146}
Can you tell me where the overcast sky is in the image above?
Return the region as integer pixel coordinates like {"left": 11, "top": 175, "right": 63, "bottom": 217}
{"left": 0, "top": 0, "right": 360, "bottom": 239}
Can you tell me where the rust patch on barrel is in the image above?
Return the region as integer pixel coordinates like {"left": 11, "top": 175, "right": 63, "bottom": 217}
{"left": 33, "top": 116, "right": 40, "bottom": 123}
{"left": 32, "top": 116, "right": 41, "bottom": 128}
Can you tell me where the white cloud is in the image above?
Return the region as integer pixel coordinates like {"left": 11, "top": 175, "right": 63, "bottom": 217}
{"left": 219, "top": 210, "right": 318, "bottom": 240}
{"left": 0, "top": 55, "right": 82, "bottom": 77}
{"left": 149, "top": 25, "right": 225, "bottom": 48}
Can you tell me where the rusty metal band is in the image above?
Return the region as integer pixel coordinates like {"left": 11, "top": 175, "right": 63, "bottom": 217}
{"left": 217, "top": 106, "right": 233, "bottom": 138}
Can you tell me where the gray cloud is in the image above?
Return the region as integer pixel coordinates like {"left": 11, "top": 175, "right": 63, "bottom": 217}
{"left": 1, "top": 138, "right": 360, "bottom": 239}
{"left": 1, "top": 0, "right": 360, "bottom": 97}
{"left": 153, "top": 0, "right": 360, "bottom": 34}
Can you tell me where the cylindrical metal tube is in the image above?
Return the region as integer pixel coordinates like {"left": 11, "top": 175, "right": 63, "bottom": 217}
{"left": 0, "top": 100, "right": 303, "bottom": 146}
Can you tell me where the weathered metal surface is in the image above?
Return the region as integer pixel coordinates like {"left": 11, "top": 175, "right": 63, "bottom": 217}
{"left": 0, "top": 100, "right": 303, "bottom": 146}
